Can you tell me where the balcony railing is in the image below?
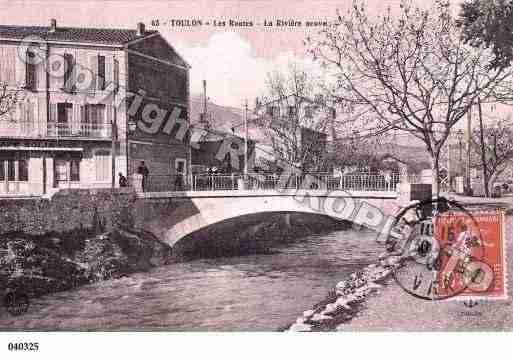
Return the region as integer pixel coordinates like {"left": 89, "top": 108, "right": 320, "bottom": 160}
{"left": 47, "top": 122, "right": 112, "bottom": 139}
{"left": 0, "top": 121, "right": 112, "bottom": 139}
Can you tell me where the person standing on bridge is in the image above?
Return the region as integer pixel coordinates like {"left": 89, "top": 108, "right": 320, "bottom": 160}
{"left": 137, "top": 161, "right": 150, "bottom": 192}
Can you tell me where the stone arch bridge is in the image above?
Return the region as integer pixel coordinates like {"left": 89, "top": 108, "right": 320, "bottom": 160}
{"left": 133, "top": 188, "right": 409, "bottom": 249}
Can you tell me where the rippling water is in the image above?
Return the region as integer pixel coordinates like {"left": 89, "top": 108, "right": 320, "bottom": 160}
{"left": 0, "top": 229, "right": 383, "bottom": 331}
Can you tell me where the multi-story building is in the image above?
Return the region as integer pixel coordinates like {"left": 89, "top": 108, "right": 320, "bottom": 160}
{"left": 255, "top": 94, "right": 334, "bottom": 171}
{"left": 190, "top": 127, "right": 256, "bottom": 174}
{"left": 0, "top": 20, "right": 190, "bottom": 195}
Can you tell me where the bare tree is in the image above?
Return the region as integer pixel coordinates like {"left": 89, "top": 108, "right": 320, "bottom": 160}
{"left": 470, "top": 110, "right": 513, "bottom": 196}
{"left": 254, "top": 65, "right": 335, "bottom": 171}
{"left": 328, "top": 134, "right": 384, "bottom": 172}
{"left": 309, "top": 0, "right": 512, "bottom": 196}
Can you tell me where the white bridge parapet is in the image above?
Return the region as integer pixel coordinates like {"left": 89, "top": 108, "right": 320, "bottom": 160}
{"left": 136, "top": 188, "right": 404, "bottom": 247}
{"left": 137, "top": 189, "right": 399, "bottom": 200}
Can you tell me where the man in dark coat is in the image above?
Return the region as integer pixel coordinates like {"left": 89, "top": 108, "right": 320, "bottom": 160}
{"left": 137, "top": 161, "right": 150, "bottom": 192}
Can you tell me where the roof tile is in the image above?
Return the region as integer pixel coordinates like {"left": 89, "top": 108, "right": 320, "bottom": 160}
{"left": 0, "top": 24, "right": 157, "bottom": 45}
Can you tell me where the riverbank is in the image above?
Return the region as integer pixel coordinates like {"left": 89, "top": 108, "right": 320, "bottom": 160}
{"left": 0, "top": 228, "right": 172, "bottom": 301}
{"left": 288, "top": 214, "right": 512, "bottom": 332}
{"left": 0, "top": 212, "right": 350, "bottom": 310}
{"left": 0, "top": 228, "right": 383, "bottom": 330}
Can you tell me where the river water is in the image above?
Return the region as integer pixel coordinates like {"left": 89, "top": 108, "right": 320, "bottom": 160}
{"left": 0, "top": 229, "right": 383, "bottom": 331}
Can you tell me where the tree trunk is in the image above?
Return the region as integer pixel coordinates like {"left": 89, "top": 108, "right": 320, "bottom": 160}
{"left": 431, "top": 154, "right": 440, "bottom": 198}
{"left": 487, "top": 172, "right": 498, "bottom": 197}
{"left": 477, "top": 97, "right": 490, "bottom": 197}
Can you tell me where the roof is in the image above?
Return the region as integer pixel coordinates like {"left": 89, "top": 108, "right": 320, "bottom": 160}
{"left": 0, "top": 24, "right": 158, "bottom": 45}
{"left": 260, "top": 94, "right": 334, "bottom": 108}
{"left": 190, "top": 126, "right": 255, "bottom": 144}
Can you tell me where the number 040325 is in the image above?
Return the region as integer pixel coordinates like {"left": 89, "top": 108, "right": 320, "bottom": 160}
{"left": 7, "top": 342, "right": 39, "bottom": 351}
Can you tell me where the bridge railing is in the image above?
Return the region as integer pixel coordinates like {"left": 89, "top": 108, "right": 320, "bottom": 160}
{"left": 185, "top": 172, "right": 400, "bottom": 192}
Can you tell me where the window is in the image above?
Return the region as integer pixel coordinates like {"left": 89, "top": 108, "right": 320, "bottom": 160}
{"left": 25, "top": 51, "right": 36, "bottom": 90}
{"left": 288, "top": 106, "right": 297, "bottom": 119}
{"left": 305, "top": 106, "right": 313, "bottom": 119}
{"left": 70, "top": 159, "right": 80, "bottom": 182}
{"left": 175, "top": 158, "right": 186, "bottom": 175}
{"left": 54, "top": 157, "right": 80, "bottom": 183}
{"left": 7, "top": 160, "right": 15, "bottom": 181}
{"left": 113, "top": 58, "right": 119, "bottom": 92}
{"left": 63, "top": 53, "right": 74, "bottom": 91}
{"left": 55, "top": 159, "right": 68, "bottom": 182}
{"left": 95, "top": 150, "right": 111, "bottom": 182}
{"left": 57, "top": 103, "right": 73, "bottom": 136}
{"left": 18, "top": 159, "right": 28, "bottom": 182}
{"left": 85, "top": 104, "right": 105, "bottom": 125}
{"left": 0, "top": 157, "right": 28, "bottom": 182}
{"left": 84, "top": 104, "right": 106, "bottom": 136}
{"left": 58, "top": 103, "right": 73, "bottom": 123}
{"left": 97, "top": 55, "right": 105, "bottom": 90}
{"left": 268, "top": 106, "right": 280, "bottom": 118}
{"left": 315, "top": 94, "right": 324, "bottom": 105}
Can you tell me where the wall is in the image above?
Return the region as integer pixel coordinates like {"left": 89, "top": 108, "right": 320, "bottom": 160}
{"left": 0, "top": 188, "right": 136, "bottom": 235}
{"left": 126, "top": 37, "right": 190, "bottom": 185}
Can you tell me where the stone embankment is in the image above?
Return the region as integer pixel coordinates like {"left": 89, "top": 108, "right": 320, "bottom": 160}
{"left": 0, "top": 228, "right": 172, "bottom": 301}
{"left": 287, "top": 251, "right": 402, "bottom": 331}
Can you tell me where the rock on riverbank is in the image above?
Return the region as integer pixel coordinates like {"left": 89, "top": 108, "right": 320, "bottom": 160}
{"left": 0, "top": 228, "right": 172, "bottom": 300}
{"left": 287, "top": 256, "right": 399, "bottom": 332}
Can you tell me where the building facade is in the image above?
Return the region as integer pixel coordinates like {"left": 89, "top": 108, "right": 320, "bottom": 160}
{"left": 0, "top": 20, "right": 190, "bottom": 196}
{"left": 190, "top": 127, "right": 255, "bottom": 174}
{"left": 255, "top": 94, "right": 334, "bottom": 171}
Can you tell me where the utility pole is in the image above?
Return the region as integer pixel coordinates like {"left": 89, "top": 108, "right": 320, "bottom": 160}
{"left": 201, "top": 80, "right": 210, "bottom": 129}
{"left": 466, "top": 106, "right": 472, "bottom": 194}
{"left": 111, "top": 109, "right": 117, "bottom": 190}
{"left": 447, "top": 140, "right": 451, "bottom": 192}
{"left": 477, "top": 97, "right": 489, "bottom": 197}
{"left": 244, "top": 99, "right": 249, "bottom": 179}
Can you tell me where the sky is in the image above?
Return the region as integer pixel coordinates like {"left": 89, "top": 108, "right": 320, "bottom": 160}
{"left": 0, "top": 0, "right": 435, "bottom": 109}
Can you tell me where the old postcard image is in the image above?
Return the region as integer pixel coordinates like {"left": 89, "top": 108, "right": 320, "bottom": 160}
{"left": 0, "top": 0, "right": 512, "bottom": 356}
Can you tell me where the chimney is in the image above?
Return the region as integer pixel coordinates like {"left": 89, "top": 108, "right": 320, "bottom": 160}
{"left": 49, "top": 19, "right": 57, "bottom": 32}
{"left": 136, "top": 22, "right": 145, "bottom": 36}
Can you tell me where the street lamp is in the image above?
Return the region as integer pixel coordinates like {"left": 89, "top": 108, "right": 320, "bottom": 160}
{"left": 456, "top": 129, "right": 464, "bottom": 176}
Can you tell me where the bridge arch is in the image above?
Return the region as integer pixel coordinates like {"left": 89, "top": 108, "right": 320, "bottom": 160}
{"left": 137, "top": 190, "right": 401, "bottom": 249}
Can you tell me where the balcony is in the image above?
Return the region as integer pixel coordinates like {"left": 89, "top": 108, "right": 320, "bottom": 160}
{"left": 47, "top": 122, "right": 112, "bottom": 139}
{"left": 0, "top": 121, "right": 112, "bottom": 140}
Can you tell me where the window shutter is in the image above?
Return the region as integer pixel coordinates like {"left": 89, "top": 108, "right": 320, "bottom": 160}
{"left": 105, "top": 56, "right": 113, "bottom": 87}
{"left": 15, "top": 50, "right": 26, "bottom": 88}
{"left": 113, "top": 59, "right": 119, "bottom": 91}
{"left": 106, "top": 104, "right": 114, "bottom": 138}
{"left": 89, "top": 55, "right": 97, "bottom": 91}
{"left": 48, "top": 103, "right": 58, "bottom": 136}
{"left": 27, "top": 101, "right": 34, "bottom": 125}
{"left": 49, "top": 103, "right": 58, "bottom": 122}
{"left": 72, "top": 104, "right": 80, "bottom": 134}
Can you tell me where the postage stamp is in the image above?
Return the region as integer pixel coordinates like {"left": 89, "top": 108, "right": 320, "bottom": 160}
{"left": 433, "top": 210, "right": 507, "bottom": 300}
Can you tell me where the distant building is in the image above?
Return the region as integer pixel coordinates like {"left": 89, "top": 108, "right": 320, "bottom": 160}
{"left": 190, "top": 127, "right": 255, "bottom": 174}
{"left": 0, "top": 20, "right": 190, "bottom": 195}
{"left": 254, "top": 94, "right": 335, "bottom": 171}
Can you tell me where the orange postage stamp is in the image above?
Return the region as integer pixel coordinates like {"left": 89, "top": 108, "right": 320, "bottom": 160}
{"left": 433, "top": 209, "right": 506, "bottom": 300}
